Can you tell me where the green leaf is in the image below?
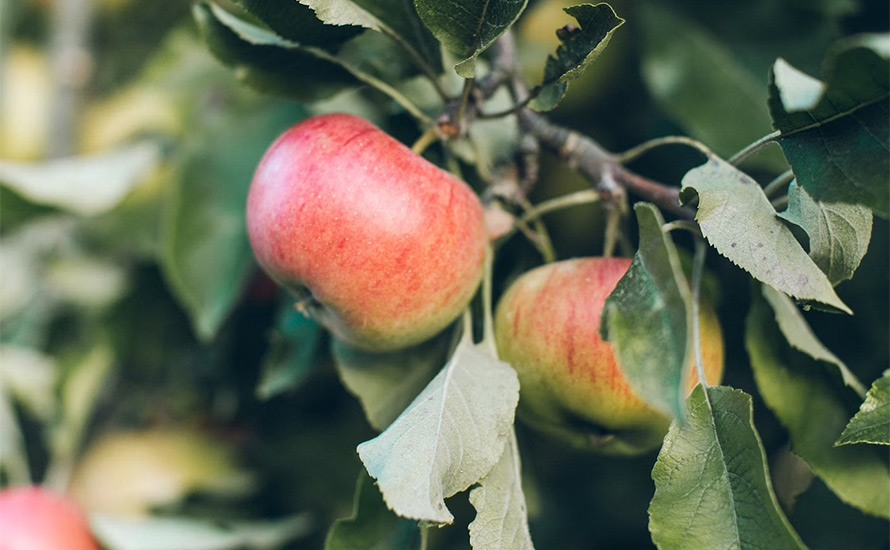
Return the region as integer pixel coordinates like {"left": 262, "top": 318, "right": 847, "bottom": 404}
{"left": 778, "top": 180, "right": 873, "bottom": 286}
{"left": 528, "top": 3, "right": 624, "bottom": 112}
{"left": 837, "top": 374, "right": 890, "bottom": 447}
{"left": 746, "top": 289, "right": 890, "bottom": 518}
{"left": 160, "top": 93, "right": 305, "bottom": 341}
{"left": 92, "top": 514, "right": 312, "bottom": 550}
{"left": 194, "top": 2, "right": 359, "bottom": 101}
{"left": 468, "top": 430, "right": 535, "bottom": 550}
{"left": 325, "top": 472, "right": 422, "bottom": 550}
{"left": 761, "top": 285, "right": 866, "bottom": 395}
{"left": 236, "top": 0, "right": 362, "bottom": 46}
{"left": 414, "top": 0, "right": 528, "bottom": 77}
{"left": 298, "top": 0, "right": 442, "bottom": 73}
{"left": 768, "top": 35, "right": 890, "bottom": 216}
{"left": 680, "top": 156, "right": 851, "bottom": 314}
{"left": 256, "top": 304, "right": 324, "bottom": 400}
{"left": 356, "top": 340, "right": 519, "bottom": 524}
{"left": 0, "top": 142, "right": 160, "bottom": 217}
{"left": 649, "top": 385, "right": 806, "bottom": 550}
{"left": 601, "top": 203, "right": 690, "bottom": 420}
{"left": 332, "top": 330, "right": 451, "bottom": 432}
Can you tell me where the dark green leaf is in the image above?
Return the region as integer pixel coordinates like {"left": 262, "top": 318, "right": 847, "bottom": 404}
{"left": 778, "top": 180, "right": 873, "bottom": 286}
{"left": 768, "top": 35, "right": 890, "bottom": 216}
{"left": 746, "top": 288, "right": 890, "bottom": 518}
{"left": 256, "top": 304, "right": 324, "bottom": 400}
{"left": 837, "top": 374, "right": 890, "bottom": 447}
{"left": 528, "top": 3, "right": 624, "bottom": 112}
{"left": 650, "top": 386, "right": 806, "bottom": 550}
{"left": 325, "top": 472, "right": 422, "bottom": 550}
{"left": 415, "top": 0, "right": 528, "bottom": 77}
{"left": 680, "top": 156, "right": 850, "bottom": 314}
{"left": 601, "top": 203, "right": 690, "bottom": 420}
{"left": 331, "top": 330, "right": 451, "bottom": 431}
{"left": 236, "top": 0, "right": 362, "bottom": 46}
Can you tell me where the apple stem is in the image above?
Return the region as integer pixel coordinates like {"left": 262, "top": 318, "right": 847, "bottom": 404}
{"left": 691, "top": 237, "right": 709, "bottom": 390}
{"left": 411, "top": 126, "right": 441, "bottom": 155}
{"left": 481, "top": 243, "right": 498, "bottom": 357}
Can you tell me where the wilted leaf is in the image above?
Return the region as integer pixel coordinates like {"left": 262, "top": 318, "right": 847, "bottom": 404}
{"left": 601, "top": 202, "right": 690, "bottom": 420}
{"left": 837, "top": 374, "right": 890, "bottom": 447}
{"left": 528, "top": 3, "right": 624, "bottom": 111}
{"left": 0, "top": 142, "right": 160, "bottom": 216}
{"left": 325, "top": 472, "right": 422, "bottom": 550}
{"left": 256, "top": 304, "right": 324, "bottom": 400}
{"left": 680, "top": 156, "right": 850, "bottom": 314}
{"left": 649, "top": 385, "right": 806, "bottom": 550}
{"left": 746, "top": 289, "right": 890, "bottom": 518}
{"left": 357, "top": 340, "right": 519, "bottom": 524}
{"left": 468, "top": 430, "right": 535, "bottom": 550}
{"left": 778, "top": 180, "right": 873, "bottom": 286}
{"left": 768, "top": 35, "right": 890, "bottom": 216}
{"left": 332, "top": 330, "right": 451, "bottom": 431}
{"left": 415, "top": 0, "right": 527, "bottom": 77}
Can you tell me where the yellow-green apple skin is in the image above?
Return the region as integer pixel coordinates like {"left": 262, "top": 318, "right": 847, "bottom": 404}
{"left": 495, "top": 257, "right": 724, "bottom": 455}
{"left": 0, "top": 486, "right": 99, "bottom": 550}
{"left": 247, "top": 114, "right": 486, "bottom": 352}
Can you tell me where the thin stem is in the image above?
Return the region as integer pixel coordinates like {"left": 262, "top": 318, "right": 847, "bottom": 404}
{"left": 517, "top": 198, "right": 557, "bottom": 263}
{"left": 763, "top": 169, "right": 794, "bottom": 199}
{"left": 663, "top": 220, "right": 702, "bottom": 236}
{"left": 615, "top": 135, "right": 711, "bottom": 165}
{"left": 481, "top": 243, "right": 497, "bottom": 356}
{"left": 691, "top": 237, "right": 709, "bottom": 389}
{"left": 728, "top": 131, "right": 781, "bottom": 166}
{"left": 603, "top": 190, "right": 625, "bottom": 258}
{"left": 380, "top": 28, "right": 449, "bottom": 101}
{"left": 456, "top": 78, "right": 476, "bottom": 128}
{"left": 460, "top": 308, "right": 474, "bottom": 345}
{"left": 478, "top": 94, "right": 534, "bottom": 119}
{"left": 411, "top": 126, "right": 440, "bottom": 155}
{"left": 517, "top": 189, "right": 601, "bottom": 225}
{"left": 771, "top": 195, "right": 789, "bottom": 211}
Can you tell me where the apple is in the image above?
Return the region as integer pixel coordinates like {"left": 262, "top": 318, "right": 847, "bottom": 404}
{"left": 495, "top": 257, "right": 724, "bottom": 455}
{"left": 247, "top": 113, "right": 486, "bottom": 351}
{"left": 0, "top": 486, "right": 99, "bottom": 550}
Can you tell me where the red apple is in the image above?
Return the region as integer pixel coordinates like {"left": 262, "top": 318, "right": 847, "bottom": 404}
{"left": 0, "top": 486, "right": 99, "bottom": 550}
{"left": 495, "top": 257, "right": 724, "bottom": 455}
{"left": 247, "top": 114, "right": 486, "bottom": 351}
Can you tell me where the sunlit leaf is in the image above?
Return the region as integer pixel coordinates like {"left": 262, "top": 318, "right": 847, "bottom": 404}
{"left": 680, "top": 156, "right": 850, "bottom": 314}
{"left": 357, "top": 340, "right": 519, "bottom": 523}
{"left": 837, "top": 374, "right": 890, "bottom": 447}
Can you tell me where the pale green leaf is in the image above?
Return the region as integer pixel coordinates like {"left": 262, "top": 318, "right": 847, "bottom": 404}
{"left": 468, "top": 430, "right": 535, "bottom": 550}
{"left": 527, "top": 3, "right": 624, "bottom": 111}
{"left": 761, "top": 285, "right": 866, "bottom": 395}
{"left": 778, "top": 180, "right": 873, "bottom": 286}
{"left": 680, "top": 157, "right": 850, "bottom": 314}
{"left": 357, "top": 340, "right": 519, "bottom": 524}
{"left": 601, "top": 202, "right": 690, "bottom": 420}
{"left": 333, "top": 331, "right": 451, "bottom": 432}
{"left": 746, "top": 289, "right": 890, "bottom": 518}
{"left": 256, "top": 305, "right": 323, "bottom": 400}
{"left": 325, "top": 472, "right": 422, "bottom": 550}
{"left": 837, "top": 374, "right": 890, "bottom": 447}
{"left": 0, "top": 142, "right": 160, "bottom": 217}
{"left": 649, "top": 386, "right": 806, "bottom": 550}
{"left": 414, "top": 0, "right": 528, "bottom": 77}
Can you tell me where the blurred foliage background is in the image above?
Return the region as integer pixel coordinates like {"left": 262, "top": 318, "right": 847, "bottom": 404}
{"left": 0, "top": 0, "right": 887, "bottom": 548}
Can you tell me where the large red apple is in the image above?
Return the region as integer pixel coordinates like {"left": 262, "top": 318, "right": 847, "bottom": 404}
{"left": 495, "top": 257, "right": 724, "bottom": 455}
{"left": 247, "top": 114, "right": 486, "bottom": 351}
{"left": 0, "top": 486, "right": 99, "bottom": 550}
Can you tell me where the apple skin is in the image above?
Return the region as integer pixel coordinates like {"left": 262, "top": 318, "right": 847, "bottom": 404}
{"left": 495, "top": 257, "right": 724, "bottom": 455}
{"left": 0, "top": 486, "right": 99, "bottom": 550}
{"left": 247, "top": 114, "right": 486, "bottom": 352}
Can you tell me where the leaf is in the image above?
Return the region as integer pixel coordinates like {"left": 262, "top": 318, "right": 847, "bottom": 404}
{"left": 528, "top": 3, "right": 624, "bottom": 112}
{"left": 680, "top": 156, "right": 851, "bottom": 314}
{"left": 746, "top": 289, "right": 890, "bottom": 518}
{"left": 92, "top": 514, "right": 312, "bottom": 550}
{"left": 761, "top": 285, "right": 866, "bottom": 395}
{"left": 649, "top": 385, "right": 806, "bottom": 550}
{"left": 836, "top": 374, "right": 890, "bottom": 447}
{"left": 356, "top": 340, "right": 519, "bottom": 524}
{"left": 768, "top": 35, "right": 890, "bottom": 216}
{"left": 778, "top": 180, "right": 873, "bottom": 286}
{"left": 601, "top": 202, "right": 691, "bottom": 420}
{"left": 256, "top": 304, "right": 324, "bottom": 400}
{"left": 332, "top": 330, "right": 451, "bottom": 431}
{"left": 414, "top": 0, "right": 528, "bottom": 77}
{"left": 468, "top": 430, "right": 535, "bottom": 550}
{"left": 325, "top": 472, "right": 422, "bottom": 550}
{"left": 160, "top": 92, "right": 305, "bottom": 341}
{"left": 298, "top": 0, "right": 442, "bottom": 73}
{"left": 236, "top": 0, "right": 362, "bottom": 46}
{"left": 0, "top": 142, "right": 161, "bottom": 216}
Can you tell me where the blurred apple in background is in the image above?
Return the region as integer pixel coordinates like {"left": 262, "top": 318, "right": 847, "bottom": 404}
{"left": 0, "top": 486, "right": 99, "bottom": 550}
